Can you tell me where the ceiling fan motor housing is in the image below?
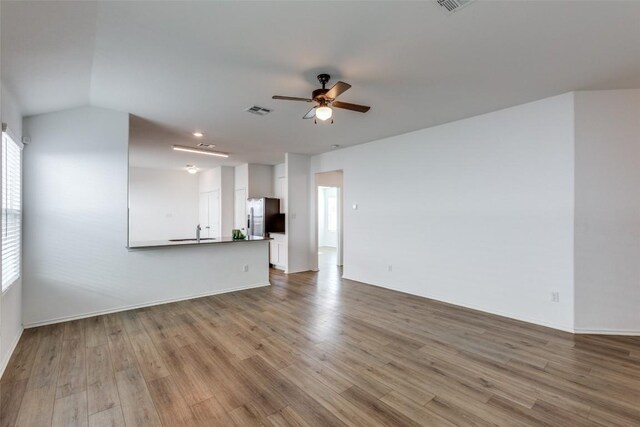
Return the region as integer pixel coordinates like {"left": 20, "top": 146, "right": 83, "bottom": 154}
{"left": 312, "top": 88, "right": 329, "bottom": 101}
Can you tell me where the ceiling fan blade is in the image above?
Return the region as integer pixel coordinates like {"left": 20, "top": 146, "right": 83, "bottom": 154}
{"left": 332, "top": 101, "right": 370, "bottom": 113}
{"left": 303, "top": 106, "right": 316, "bottom": 119}
{"left": 324, "top": 81, "right": 351, "bottom": 100}
{"left": 272, "top": 95, "right": 313, "bottom": 102}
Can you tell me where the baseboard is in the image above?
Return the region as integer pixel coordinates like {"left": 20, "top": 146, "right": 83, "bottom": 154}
{"left": 574, "top": 328, "right": 640, "bottom": 336}
{"left": 24, "top": 282, "right": 271, "bottom": 328}
{"left": 0, "top": 327, "right": 24, "bottom": 378}
{"left": 342, "top": 274, "right": 576, "bottom": 334}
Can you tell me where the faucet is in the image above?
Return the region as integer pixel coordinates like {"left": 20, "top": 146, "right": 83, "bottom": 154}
{"left": 196, "top": 224, "right": 202, "bottom": 243}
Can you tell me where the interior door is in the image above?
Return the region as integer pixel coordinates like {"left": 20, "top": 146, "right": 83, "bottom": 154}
{"left": 199, "top": 190, "right": 220, "bottom": 238}
{"left": 199, "top": 193, "right": 209, "bottom": 237}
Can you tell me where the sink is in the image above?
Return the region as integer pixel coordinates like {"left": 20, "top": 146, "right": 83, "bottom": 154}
{"left": 168, "top": 238, "right": 216, "bottom": 242}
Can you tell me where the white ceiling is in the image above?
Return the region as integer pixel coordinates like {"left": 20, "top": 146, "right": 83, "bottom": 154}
{"left": 3, "top": 1, "right": 640, "bottom": 169}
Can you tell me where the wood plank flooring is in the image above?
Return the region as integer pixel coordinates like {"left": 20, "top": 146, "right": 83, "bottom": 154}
{"left": 2, "top": 267, "right": 640, "bottom": 426}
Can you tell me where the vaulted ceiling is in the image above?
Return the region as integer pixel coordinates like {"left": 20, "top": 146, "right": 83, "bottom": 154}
{"left": 3, "top": 1, "right": 640, "bottom": 168}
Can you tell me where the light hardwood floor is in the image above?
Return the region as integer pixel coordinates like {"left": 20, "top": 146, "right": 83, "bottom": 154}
{"left": 2, "top": 266, "right": 640, "bottom": 426}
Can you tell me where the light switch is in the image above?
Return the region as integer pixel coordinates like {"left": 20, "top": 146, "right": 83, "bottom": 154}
{"left": 352, "top": 204, "right": 358, "bottom": 210}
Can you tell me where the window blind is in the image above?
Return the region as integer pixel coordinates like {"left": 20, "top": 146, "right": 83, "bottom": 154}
{"left": 2, "top": 130, "right": 22, "bottom": 290}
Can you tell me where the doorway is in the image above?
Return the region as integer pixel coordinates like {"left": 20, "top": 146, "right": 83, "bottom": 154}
{"left": 315, "top": 171, "right": 343, "bottom": 270}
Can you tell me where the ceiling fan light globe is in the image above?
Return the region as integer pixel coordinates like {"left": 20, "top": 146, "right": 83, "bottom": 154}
{"left": 316, "top": 106, "right": 333, "bottom": 121}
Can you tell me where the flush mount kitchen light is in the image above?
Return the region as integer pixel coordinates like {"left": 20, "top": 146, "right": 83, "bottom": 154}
{"left": 172, "top": 145, "right": 229, "bottom": 158}
{"left": 186, "top": 165, "right": 199, "bottom": 174}
{"left": 192, "top": 131, "right": 204, "bottom": 137}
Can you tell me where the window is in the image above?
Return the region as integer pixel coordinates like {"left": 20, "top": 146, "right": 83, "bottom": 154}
{"left": 2, "top": 129, "right": 22, "bottom": 291}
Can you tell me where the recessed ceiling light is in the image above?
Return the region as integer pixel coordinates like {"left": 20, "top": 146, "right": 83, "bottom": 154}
{"left": 193, "top": 131, "right": 204, "bottom": 137}
{"left": 186, "top": 165, "right": 199, "bottom": 174}
{"left": 172, "top": 145, "right": 229, "bottom": 158}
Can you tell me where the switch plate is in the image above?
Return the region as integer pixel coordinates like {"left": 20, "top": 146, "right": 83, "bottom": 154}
{"left": 243, "top": 265, "right": 249, "bottom": 272}
{"left": 551, "top": 292, "right": 560, "bottom": 303}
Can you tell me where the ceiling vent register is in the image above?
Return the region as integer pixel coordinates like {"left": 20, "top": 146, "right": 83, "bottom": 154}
{"left": 197, "top": 143, "right": 216, "bottom": 149}
{"left": 437, "top": 0, "right": 475, "bottom": 13}
{"left": 245, "top": 106, "right": 272, "bottom": 116}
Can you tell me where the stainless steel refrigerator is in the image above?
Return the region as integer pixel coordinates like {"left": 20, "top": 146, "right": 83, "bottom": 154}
{"left": 247, "top": 197, "right": 283, "bottom": 237}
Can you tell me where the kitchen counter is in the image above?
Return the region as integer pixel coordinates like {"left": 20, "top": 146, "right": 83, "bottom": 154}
{"left": 127, "top": 236, "right": 271, "bottom": 250}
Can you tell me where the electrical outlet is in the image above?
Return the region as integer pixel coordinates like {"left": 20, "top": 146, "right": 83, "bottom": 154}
{"left": 551, "top": 292, "right": 560, "bottom": 303}
{"left": 388, "top": 265, "right": 393, "bottom": 272}
{"left": 243, "top": 265, "right": 249, "bottom": 272}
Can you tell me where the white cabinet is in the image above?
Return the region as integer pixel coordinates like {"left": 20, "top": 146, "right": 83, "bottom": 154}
{"left": 269, "top": 233, "right": 287, "bottom": 271}
{"left": 269, "top": 240, "right": 278, "bottom": 264}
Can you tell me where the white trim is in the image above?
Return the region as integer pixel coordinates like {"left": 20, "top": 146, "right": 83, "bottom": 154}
{"left": 0, "top": 327, "right": 24, "bottom": 378}
{"left": 574, "top": 328, "right": 640, "bottom": 336}
{"left": 1, "top": 276, "right": 20, "bottom": 296}
{"left": 1, "top": 125, "right": 23, "bottom": 150}
{"left": 1, "top": 275, "right": 20, "bottom": 296}
{"left": 23, "top": 282, "right": 271, "bottom": 328}
{"left": 342, "top": 274, "right": 576, "bottom": 334}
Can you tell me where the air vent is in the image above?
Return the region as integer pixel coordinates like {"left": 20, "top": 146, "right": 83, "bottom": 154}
{"left": 197, "top": 142, "right": 216, "bottom": 149}
{"left": 245, "top": 106, "right": 272, "bottom": 116}
{"left": 437, "top": 0, "right": 475, "bottom": 13}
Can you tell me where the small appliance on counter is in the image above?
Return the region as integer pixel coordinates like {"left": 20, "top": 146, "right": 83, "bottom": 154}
{"left": 247, "top": 197, "right": 285, "bottom": 237}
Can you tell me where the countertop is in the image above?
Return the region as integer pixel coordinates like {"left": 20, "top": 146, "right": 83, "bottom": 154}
{"left": 127, "top": 235, "right": 271, "bottom": 250}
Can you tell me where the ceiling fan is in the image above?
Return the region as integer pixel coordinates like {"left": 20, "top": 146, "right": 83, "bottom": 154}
{"left": 272, "top": 74, "right": 370, "bottom": 123}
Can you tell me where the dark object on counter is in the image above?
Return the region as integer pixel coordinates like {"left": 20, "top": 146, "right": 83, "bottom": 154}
{"left": 247, "top": 197, "right": 285, "bottom": 237}
{"left": 232, "top": 229, "right": 246, "bottom": 240}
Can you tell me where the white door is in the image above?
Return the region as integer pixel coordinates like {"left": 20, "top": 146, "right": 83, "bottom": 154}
{"left": 199, "top": 190, "right": 220, "bottom": 238}
{"left": 234, "top": 188, "right": 247, "bottom": 231}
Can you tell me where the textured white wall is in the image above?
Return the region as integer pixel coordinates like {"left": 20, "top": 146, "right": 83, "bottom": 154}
{"left": 286, "top": 153, "right": 311, "bottom": 274}
{"left": 311, "top": 94, "right": 576, "bottom": 331}
{"left": 574, "top": 90, "right": 640, "bottom": 334}
{"left": 129, "top": 167, "right": 199, "bottom": 242}
{"left": 220, "top": 166, "right": 235, "bottom": 236}
{"left": 22, "top": 106, "right": 269, "bottom": 326}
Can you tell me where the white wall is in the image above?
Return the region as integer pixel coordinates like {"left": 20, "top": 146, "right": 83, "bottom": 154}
{"left": 129, "top": 167, "right": 199, "bottom": 242}
{"left": 574, "top": 90, "right": 640, "bottom": 334}
{"left": 248, "top": 164, "right": 274, "bottom": 198}
{"left": 22, "top": 106, "right": 270, "bottom": 326}
{"left": 234, "top": 164, "right": 248, "bottom": 231}
{"left": 286, "top": 153, "right": 311, "bottom": 274}
{"left": 310, "top": 94, "right": 576, "bottom": 331}
{"left": 0, "top": 82, "right": 24, "bottom": 374}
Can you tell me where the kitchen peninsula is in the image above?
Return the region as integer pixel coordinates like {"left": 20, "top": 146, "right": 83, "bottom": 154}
{"left": 127, "top": 235, "right": 271, "bottom": 249}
